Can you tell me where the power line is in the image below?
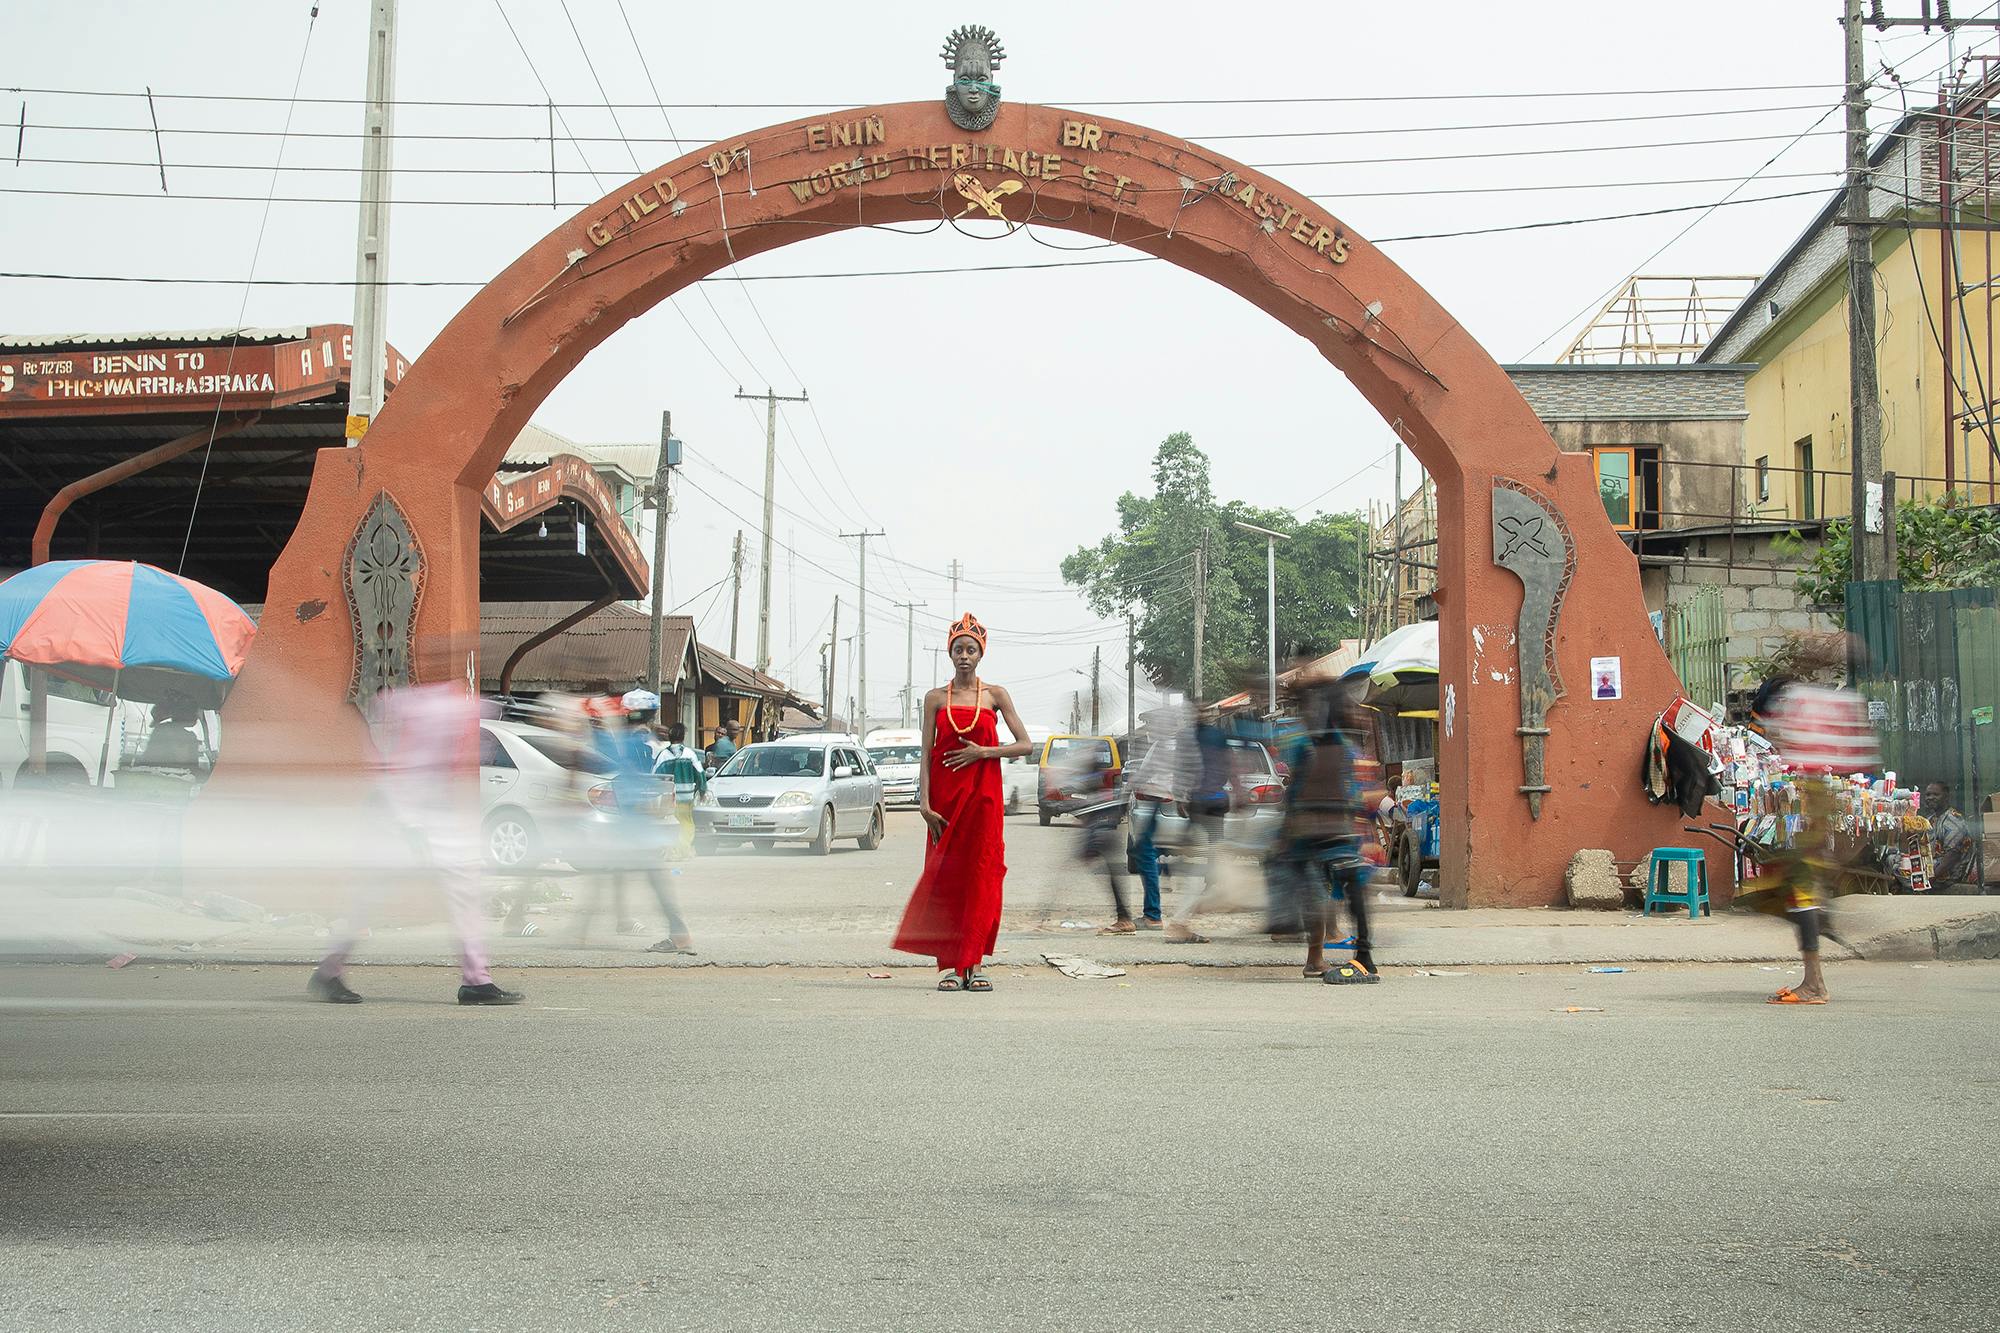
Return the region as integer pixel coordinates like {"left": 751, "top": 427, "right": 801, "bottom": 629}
{"left": 0, "top": 81, "right": 1856, "bottom": 110}
{"left": 175, "top": 0, "right": 321, "bottom": 576}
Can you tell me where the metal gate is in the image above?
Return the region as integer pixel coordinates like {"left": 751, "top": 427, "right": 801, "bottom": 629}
{"left": 1847, "top": 580, "right": 2000, "bottom": 808}
{"left": 1665, "top": 584, "right": 1728, "bottom": 714}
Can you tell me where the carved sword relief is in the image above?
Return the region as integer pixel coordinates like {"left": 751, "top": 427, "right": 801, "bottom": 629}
{"left": 345, "top": 491, "right": 425, "bottom": 717}
{"left": 1491, "top": 481, "right": 1575, "bottom": 819}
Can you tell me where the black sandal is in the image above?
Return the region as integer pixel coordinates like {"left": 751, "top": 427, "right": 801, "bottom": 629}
{"left": 1323, "top": 960, "right": 1381, "bottom": 985}
{"left": 964, "top": 968, "right": 993, "bottom": 992}
{"left": 937, "top": 972, "right": 963, "bottom": 992}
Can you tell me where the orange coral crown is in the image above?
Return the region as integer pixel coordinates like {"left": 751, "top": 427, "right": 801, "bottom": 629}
{"left": 947, "top": 613, "right": 987, "bottom": 652}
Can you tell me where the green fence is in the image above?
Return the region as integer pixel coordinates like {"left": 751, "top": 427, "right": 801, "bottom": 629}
{"left": 1664, "top": 584, "right": 1728, "bottom": 714}
{"left": 1846, "top": 580, "right": 2000, "bottom": 805}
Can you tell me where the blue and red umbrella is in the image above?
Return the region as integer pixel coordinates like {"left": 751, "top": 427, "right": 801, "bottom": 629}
{"left": 0, "top": 560, "right": 256, "bottom": 706}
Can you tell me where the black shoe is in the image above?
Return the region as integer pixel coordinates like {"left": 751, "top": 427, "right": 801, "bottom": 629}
{"left": 307, "top": 972, "right": 363, "bottom": 1004}
{"left": 457, "top": 981, "right": 525, "bottom": 1006}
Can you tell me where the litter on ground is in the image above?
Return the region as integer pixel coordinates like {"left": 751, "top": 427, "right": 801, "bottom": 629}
{"left": 1042, "top": 953, "right": 1127, "bottom": 979}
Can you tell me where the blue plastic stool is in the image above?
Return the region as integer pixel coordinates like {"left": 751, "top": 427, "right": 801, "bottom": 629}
{"left": 1643, "top": 848, "right": 1710, "bottom": 919}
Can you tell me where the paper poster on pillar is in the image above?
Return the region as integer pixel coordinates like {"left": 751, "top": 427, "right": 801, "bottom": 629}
{"left": 1590, "top": 656, "right": 1622, "bottom": 701}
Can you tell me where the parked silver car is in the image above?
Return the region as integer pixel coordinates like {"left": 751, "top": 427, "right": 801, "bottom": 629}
{"left": 693, "top": 736, "right": 885, "bottom": 855}
{"left": 478, "top": 720, "right": 610, "bottom": 871}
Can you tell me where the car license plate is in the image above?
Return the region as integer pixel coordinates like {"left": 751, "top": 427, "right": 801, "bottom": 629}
{"left": 728, "top": 813, "right": 754, "bottom": 829}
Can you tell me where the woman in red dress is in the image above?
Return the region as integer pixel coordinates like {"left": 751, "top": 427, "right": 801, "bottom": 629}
{"left": 893, "top": 614, "right": 1036, "bottom": 992}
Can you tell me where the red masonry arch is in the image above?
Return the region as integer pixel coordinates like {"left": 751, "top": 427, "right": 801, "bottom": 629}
{"left": 220, "top": 100, "right": 1726, "bottom": 907}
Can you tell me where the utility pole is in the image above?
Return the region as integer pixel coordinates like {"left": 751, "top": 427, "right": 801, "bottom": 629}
{"left": 947, "top": 558, "right": 963, "bottom": 611}
{"left": 1126, "top": 615, "right": 1137, "bottom": 736}
{"left": 894, "top": 599, "right": 926, "bottom": 727}
{"left": 647, "top": 411, "right": 680, "bottom": 701}
{"left": 1843, "top": 0, "right": 1889, "bottom": 582}
{"left": 1389, "top": 443, "right": 1405, "bottom": 628}
{"left": 842, "top": 634, "right": 856, "bottom": 734}
{"left": 736, "top": 386, "right": 810, "bottom": 671}
{"left": 1191, "top": 530, "right": 1209, "bottom": 702}
{"left": 841, "top": 529, "right": 885, "bottom": 735}
{"left": 727, "top": 530, "right": 745, "bottom": 659}
{"left": 825, "top": 596, "right": 840, "bottom": 729}
{"left": 1235, "top": 520, "right": 1293, "bottom": 716}
{"left": 1090, "top": 646, "right": 1101, "bottom": 733}
{"left": 346, "top": 0, "right": 397, "bottom": 441}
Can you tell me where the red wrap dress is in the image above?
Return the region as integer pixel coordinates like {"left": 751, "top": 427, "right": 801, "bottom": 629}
{"left": 893, "top": 702, "right": 1007, "bottom": 971}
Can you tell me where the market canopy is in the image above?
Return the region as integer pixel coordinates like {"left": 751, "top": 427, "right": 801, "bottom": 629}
{"left": 1346, "top": 620, "right": 1439, "bottom": 717}
{"left": 0, "top": 559, "right": 255, "bottom": 706}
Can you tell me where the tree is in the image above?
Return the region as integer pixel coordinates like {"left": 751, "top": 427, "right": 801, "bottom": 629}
{"left": 1061, "top": 432, "right": 1363, "bottom": 696}
{"left": 1792, "top": 493, "right": 2000, "bottom": 618}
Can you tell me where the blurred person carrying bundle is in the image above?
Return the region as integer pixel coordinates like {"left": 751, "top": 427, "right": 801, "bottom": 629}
{"left": 1270, "top": 666, "right": 1385, "bottom": 984}
{"left": 1743, "top": 633, "right": 1878, "bottom": 1006}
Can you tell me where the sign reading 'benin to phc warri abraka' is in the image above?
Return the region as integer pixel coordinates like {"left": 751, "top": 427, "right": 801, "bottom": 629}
{"left": 0, "top": 325, "right": 406, "bottom": 417}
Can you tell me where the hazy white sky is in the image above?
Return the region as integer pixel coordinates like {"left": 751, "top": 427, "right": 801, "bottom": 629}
{"left": 3, "top": 1, "right": 1988, "bottom": 722}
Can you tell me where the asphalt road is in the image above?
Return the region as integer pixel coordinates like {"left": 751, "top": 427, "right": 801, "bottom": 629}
{"left": 3, "top": 959, "right": 1997, "bottom": 1331}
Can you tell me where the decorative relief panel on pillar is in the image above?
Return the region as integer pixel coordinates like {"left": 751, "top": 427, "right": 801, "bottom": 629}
{"left": 1491, "top": 480, "right": 1575, "bottom": 819}
{"left": 344, "top": 490, "right": 425, "bottom": 716}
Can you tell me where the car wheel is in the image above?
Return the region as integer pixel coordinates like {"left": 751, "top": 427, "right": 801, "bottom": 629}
{"left": 692, "top": 835, "right": 717, "bottom": 857}
{"left": 809, "top": 807, "right": 834, "bottom": 856}
{"left": 1005, "top": 789, "right": 1019, "bottom": 814}
{"left": 1399, "top": 832, "right": 1423, "bottom": 896}
{"left": 857, "top": 807, "right": 884, "bottom": 850}
{"left": 484, "top": 810, "right": 537, "bottom": 871}
{"left": 1038, "top": 807, "right": 1052, "bottom": 827}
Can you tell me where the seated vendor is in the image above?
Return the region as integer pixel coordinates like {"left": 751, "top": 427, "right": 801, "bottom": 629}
{"left": 1923, "top": 781, "right": 1979, "bottom": 892}
{"left": 137, "top": 701, "right": 202, "bottom": 773}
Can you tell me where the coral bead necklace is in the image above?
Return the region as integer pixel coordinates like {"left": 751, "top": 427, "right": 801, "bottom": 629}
{"left": 944, "top": 677, "right": 984, "bottom": 736}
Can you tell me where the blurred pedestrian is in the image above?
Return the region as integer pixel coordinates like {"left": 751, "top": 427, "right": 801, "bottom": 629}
{"left": 1040, "top": 738, "right": 1134, "bottom": 933}
{"left": 588, "top": 690, "right": 695, "bottom": 955}
{"left": 308, "top": 674, "right": 524, "bottom": 1006}
{"left": 1745, "top": 635, "right": 1879, "bottom": 1005}
{"left": 1110, "top": 701, "right": 1196, "bottom": 932}
{"left": 1273, "top": 672, "right": 1385, "bottom": 983}
{"left": 893, "top": 614, "right": 1036, "bottom": 992}
{"left": 1159, "top": 707, "right": 1235, "bottom": 944}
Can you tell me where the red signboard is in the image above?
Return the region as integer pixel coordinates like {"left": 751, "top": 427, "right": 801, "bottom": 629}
{"left": 0, "top": 324, "right": 405, "bottom": 417}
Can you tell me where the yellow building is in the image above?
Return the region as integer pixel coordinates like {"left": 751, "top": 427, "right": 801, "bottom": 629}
{"left": 1703, "top": 107, "right": 2000, "bottom": 514}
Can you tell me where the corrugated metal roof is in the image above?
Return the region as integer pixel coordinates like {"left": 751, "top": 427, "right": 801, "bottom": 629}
{"left": 480, "top": 602, "right": 695, "bottom": 694}
{"left": 695, "top": 642, "right": 793, "bottom": 698}
{"left": 0, "top": 326, "right": 319, "bottom": 350}
{"left": 502, "top": 424, "right": 657, "bottom": 483}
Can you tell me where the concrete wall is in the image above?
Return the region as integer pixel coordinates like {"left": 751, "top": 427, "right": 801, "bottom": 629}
{"left": 1543, "top": 418, "right": 1744, "bottom": 529}
{"left": 1645, "top": 530, "right": 1839, "bottom": 690}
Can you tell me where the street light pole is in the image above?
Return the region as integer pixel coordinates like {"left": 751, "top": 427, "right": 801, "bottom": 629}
{"left": 647, "top": 412, "right": 681, "bottom": 702}
{"left": 1235, "top": 520, "right": 1292, "bottom": 715}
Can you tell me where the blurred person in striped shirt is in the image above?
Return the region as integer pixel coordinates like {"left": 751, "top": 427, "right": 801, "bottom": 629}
{"left": 1746, "top": 633, "right": 1879, "bottom": 1006}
